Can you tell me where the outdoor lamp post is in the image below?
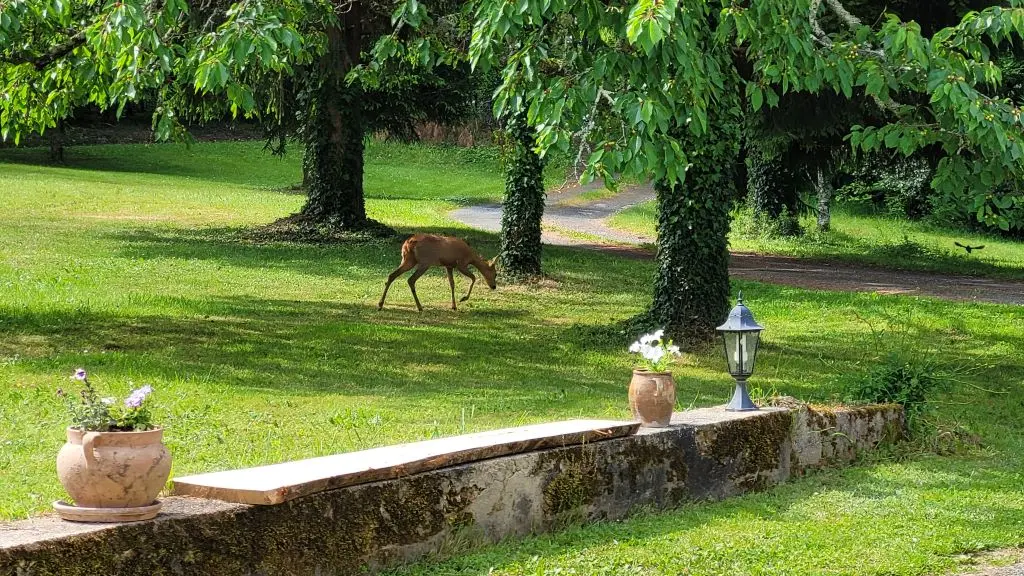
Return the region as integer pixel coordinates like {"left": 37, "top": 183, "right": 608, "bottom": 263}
{"left": 715, "top": 292, "right": 764, "bottom": 411}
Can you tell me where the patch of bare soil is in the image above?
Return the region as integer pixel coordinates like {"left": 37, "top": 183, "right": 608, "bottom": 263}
{"left": 955, "top": 549, "right": 1024, "bottom": 575}
{"left": 248, "top": 214, "right": 397, "bottom": 244}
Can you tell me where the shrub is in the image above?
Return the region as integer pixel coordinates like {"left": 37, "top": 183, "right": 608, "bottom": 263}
{"left": 845, "top": 354, "right": 943, "bottom": 425}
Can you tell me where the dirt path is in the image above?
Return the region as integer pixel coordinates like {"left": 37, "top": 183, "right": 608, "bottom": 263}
{"left": 449, "top": 184, "right": 1024, "bottom": 305}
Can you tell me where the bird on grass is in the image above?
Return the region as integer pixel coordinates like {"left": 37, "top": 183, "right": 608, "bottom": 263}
{"left": 954, "top": 241, "right": 985, "bottom": 254}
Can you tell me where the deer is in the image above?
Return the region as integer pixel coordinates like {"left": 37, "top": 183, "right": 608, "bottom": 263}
{"left": 378, "top": 234, "right": 498, "bottom": 312}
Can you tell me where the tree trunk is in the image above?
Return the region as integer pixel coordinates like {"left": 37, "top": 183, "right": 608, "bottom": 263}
{"left": 650, "top": 126, "right": 738, "bottom": 346}
{"left": 299, "top": 7, "right": 367, "bottom": 228}
{"left": 747, "top": 140, "right": 801, "bottom": 237}
{"left": 499, "top": 111, "right": 546, "bottom": 278}
{"left": 49, "top": 119, "right": 65, "bottom": 163}
{"left": 815, "top": 166, "right": 832, "bottom": 232}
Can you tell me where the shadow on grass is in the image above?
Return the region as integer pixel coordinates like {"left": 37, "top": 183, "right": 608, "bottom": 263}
{"left": 0, "top": 297, "right": 612, "bottom": 400}
{"left": 104, "top": 224, "right": 650, "bottom": 294}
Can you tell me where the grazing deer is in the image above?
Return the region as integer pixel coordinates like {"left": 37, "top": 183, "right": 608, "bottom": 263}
{"left": 378, "top": 234, "right": 498, "bottom": 311}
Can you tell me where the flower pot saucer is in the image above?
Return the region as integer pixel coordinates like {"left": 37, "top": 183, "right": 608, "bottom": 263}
{"left": 53, "top": 500, "right": 162, "bottom": 523}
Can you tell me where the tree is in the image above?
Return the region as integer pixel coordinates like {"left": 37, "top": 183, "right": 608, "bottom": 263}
{"left": 500, "top": 111, "right": 547, "bottom": 278}
{"left": 0, "top": 0, "right": 305, "bottom": 145}
{"left": 745, "top": 133, "right": 803, "bottom": 237}
{"left": 1, "top": 0, "right": 477, "bottom": 234}
{"left": 297, "top": 5, "right": 371, "bottom": 229}
{"left": 385, "top": 0, "right": 1024, "bottom": 343}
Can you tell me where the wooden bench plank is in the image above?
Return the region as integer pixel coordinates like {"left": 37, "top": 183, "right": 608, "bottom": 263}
{"left": 172, "top": 419, "right": 639, "bottom": 505}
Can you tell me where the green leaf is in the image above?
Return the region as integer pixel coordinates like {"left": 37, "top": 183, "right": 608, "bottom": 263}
{"left": 750, "top": 85, "right": 763, "bottom": 111}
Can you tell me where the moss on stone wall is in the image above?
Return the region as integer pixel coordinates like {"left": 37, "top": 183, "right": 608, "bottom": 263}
{"left": 541, "top": 448, "right": 600, "bottom": 522}
{"left": 695, "top": 411, "right": 793, "bottom": 491}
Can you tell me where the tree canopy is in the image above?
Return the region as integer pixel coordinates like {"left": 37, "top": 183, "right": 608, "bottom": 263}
{"left": 0, "top": 0, "right": 306, "bottom": 144}
{"left": 442, "top": 0, "right": 1024, "bottom": 230}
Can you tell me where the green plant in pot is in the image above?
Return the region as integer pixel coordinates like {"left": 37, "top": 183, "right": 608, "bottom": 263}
{"left": 628, "top": 330, "right": 682, "bottom": 427}
{"left": 55, "top": 369, "right": 171, "bottom": 522}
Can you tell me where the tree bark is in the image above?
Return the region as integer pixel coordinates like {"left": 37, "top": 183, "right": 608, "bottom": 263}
{"left": 299, "top": 6, "right": 368, "bottom": 228}
{"left": 815, "top": 166, "right": 832, "bottom": 232}
{"left": 650, "top": 124, "right": 739, "bottom": 346}
{"left": 499, "top": 111, "right": 546, "bottom": 278}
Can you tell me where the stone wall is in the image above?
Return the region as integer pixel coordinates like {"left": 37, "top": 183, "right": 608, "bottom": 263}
{"left": 0, "top": 403, "right": 903, "bottom": 576}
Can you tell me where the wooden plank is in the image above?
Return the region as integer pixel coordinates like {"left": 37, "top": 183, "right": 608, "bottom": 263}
{"left": 172, "top": 419, "right": 639, "bottom": 505}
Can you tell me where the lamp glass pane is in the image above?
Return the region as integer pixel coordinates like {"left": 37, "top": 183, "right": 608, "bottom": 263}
{"left": 723, "top": 332, "right": 740, "bottom": 375}
{"left": 741, "top": 331, "right": 761, "bottom": 374}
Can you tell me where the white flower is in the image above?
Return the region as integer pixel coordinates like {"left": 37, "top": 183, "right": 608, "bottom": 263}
{"left": 668, "top": 344, "right": 680, "bottom": 356}
{"left": 643, "top": 346, "right": 665, "bottom": 364}
{"left": 628, "top": 342, "right": 641, "bottom": 353}
{"left": 651, "top": 329, "right": 665, "bottom": 341}
{"left": 101, "top": 397, "right": 115, "bottom": 405}
{"left": 639, "top": 332, "right": 656, "bottom": 345}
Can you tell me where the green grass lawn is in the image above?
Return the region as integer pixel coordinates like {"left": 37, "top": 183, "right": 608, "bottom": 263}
{"left": 1, "top": 141, "right": 1022, "bottom": 575}
{"left": 608, "top": 200, "right": 1024, "bottom": 280}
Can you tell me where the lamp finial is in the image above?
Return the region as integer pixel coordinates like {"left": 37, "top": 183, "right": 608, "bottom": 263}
{"left": 737, "top": 291, "right": 744, "bottom": 305}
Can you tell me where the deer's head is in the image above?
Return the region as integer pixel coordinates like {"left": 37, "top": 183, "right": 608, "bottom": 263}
{"left": 482, "top": 256, "right": 498, "bottom": 290}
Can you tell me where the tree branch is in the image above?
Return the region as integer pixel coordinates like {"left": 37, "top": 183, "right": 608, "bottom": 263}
{"left": 823, "top": 0, "right": 862, "bottom": 29}
{"left": 4, "top": 30, "right": 86, "bottom": 69}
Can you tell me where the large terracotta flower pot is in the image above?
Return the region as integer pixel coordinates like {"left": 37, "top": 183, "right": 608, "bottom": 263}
{"left": 56, "top": 427, "right": 172, "bottom": 510}
{"left": 628, "top": 370, "right": 676, "bottom": 428}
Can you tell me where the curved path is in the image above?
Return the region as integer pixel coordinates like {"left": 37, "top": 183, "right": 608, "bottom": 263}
{"left": 449, "top": 183, "right": 1024, "bottom": 305}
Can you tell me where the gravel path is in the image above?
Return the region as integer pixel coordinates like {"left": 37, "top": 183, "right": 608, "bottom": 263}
{"left": 449, "top": 183, "right": 1024, "bottom": 305}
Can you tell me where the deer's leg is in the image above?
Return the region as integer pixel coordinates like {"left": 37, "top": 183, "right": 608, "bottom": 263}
{"left": 446, "top": 267, "right": 458, "bottom": 310}
{"left": 378, "top": 261, "right": 415, "bottom": 310}
{"left": 407, "top": 264, "right": 430, "bottom": 312}
{"left": 456, "top": 263, "right": 476, "bottom": 302}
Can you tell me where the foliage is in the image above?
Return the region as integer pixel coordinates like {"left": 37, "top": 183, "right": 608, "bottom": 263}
{"left": 844, "top": 354, "right": 943, "bottom": 424}
{"left": 837, "top": 154, "right": 935, "bottom": 219}
{"left": 743, "top": 90, "right": 868, "bottom": 237}
{"left": 60, "top": 369, "right": 155, "bottom": 432}
{"left": 628, "top": 329, "right": 681, "bottom": 372}
{"left": 499, "top": 111, "right": 547, "bottom": 278}
{"left": 746, "top": 139, "right": 803, "bottom": 237}
{"left": 0, "top": 0, "right": 308, "bottom": 144}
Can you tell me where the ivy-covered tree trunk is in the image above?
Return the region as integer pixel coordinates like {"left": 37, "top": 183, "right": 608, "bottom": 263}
{"left": 299, "top": 11, "right": 367, "bottom": 228}
{"left": 499, "top": 112, "right": 546, "bottom": 278}
{"left": 650, "top": 124, "right": 739, "bottom": 345}
{"left": 747, "top": 140, "right": 801, "bottom": 237}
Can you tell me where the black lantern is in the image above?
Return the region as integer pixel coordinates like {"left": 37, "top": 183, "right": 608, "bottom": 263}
{"left": 715, "top": 292, "right": 764, "bottom": 411}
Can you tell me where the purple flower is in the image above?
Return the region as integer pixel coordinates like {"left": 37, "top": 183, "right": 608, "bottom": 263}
{"left": 124, "top": 385, "right": 153, "bottom": 408}
{"left": 72, "top": 369, "right": 87, "bottom": 381}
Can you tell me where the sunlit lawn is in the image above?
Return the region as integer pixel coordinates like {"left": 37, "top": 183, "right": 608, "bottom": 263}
{"left": 608, "top": 199, "right": 1024, "bottom": 280}
{"left": 0, "top": 141, "right": 1022, "bottom": 575}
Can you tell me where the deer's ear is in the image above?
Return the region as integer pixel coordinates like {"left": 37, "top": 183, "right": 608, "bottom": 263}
{"left": 488, "top": 256, "right": 498, "bottom": 268}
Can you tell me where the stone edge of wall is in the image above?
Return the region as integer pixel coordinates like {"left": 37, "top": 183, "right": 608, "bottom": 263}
{"left": 0, "top": 403, "right": 904, "bottom": 576}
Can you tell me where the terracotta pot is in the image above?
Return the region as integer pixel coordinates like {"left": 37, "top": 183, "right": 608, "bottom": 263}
{"left": 628, "top": 370, "right": 676, "bottom": 428}
{"left": 56, "top": 427, "right": 171, "bottom": 509}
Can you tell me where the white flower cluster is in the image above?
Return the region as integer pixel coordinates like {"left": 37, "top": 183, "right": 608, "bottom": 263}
{"left": 629, "top": 329, "right": 681, "bottom": 371}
